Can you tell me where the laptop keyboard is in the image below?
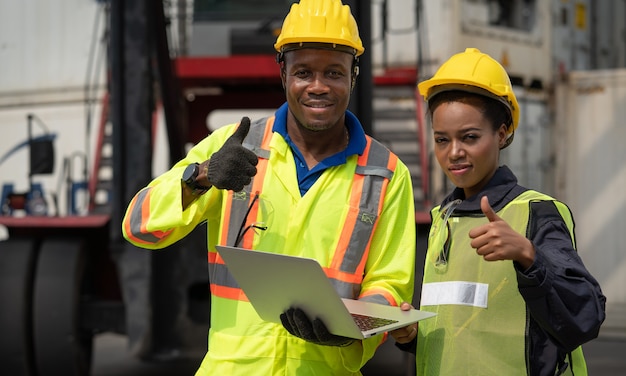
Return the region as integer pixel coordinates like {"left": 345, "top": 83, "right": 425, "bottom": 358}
{"left": 351, "top": 313, "right": 398, "bottom": 331}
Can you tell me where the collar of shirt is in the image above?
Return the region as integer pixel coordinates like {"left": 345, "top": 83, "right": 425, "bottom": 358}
{"left": 272, "top": 102, "right": 367, "bottom": 195}
{"left": 442, "top": 165, "right": 525, "bottom": 214}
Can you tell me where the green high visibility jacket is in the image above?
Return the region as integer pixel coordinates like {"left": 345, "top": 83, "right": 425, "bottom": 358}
{"left": 122, "top": 110, "right": 417, "bottom": 375}
{"left": 417, "top": 166, "right": 605, "bottom": 376}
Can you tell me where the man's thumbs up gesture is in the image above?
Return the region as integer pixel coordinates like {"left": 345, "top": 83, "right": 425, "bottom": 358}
{"left": 206, "top": 117, "right": 259, "bottom": 192}
{"left": 469, "top": 196, "right": 535, "bottom": 269}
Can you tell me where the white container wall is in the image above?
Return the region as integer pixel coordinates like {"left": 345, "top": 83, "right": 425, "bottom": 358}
{"left": 414, "top": 0, "right": 552, "bottom": 87}
{"left": 555, "top": 69, "right": 626, "bottom": 306}
{"left": 500, "top": 90, "right": 552, "bottom": 195}
{"left": 0, "top": 1, "right": 104, "bottom": 95}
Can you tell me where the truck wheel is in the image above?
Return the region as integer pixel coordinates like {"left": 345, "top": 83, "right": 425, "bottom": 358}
{"left": 0, "top": 238, "right": 38, "bottom": 375}
{"left": 33, "top": 237, "right": 93, "bottom": 376}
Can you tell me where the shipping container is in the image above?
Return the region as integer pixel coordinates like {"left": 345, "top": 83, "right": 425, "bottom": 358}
{"left": 554, "top": 68, "right": 626, "bottom": 307}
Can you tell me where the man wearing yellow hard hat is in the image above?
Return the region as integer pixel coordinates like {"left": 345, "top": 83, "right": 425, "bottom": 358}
{"left": 121, "top": 0, "right": 417, "bottom": 374}
{"left": 390, "top": 48, "right": 606, "bottom": 375}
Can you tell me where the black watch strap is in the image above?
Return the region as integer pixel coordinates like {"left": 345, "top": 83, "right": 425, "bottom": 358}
{"left": 182, "top": 163, "right": 210, "bottom": 194}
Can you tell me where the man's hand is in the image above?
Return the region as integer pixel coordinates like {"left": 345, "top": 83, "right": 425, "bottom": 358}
{"left": 280, "top": 307, "right": 355, "bottom": 347}
{"left": 207, "top": 117, "right": 258, "bottom": 191}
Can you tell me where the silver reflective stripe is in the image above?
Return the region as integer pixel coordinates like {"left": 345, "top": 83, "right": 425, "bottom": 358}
{"left": 360, "top": 293, "right": 392, "bottom": 306}
{"left": 226, "top": 191, "right": 252, "bottom": 246}
{"left": 129, "top": 188, "right": 161, "bottom": 244}
{"left": 210, "top": 262, "right": 241, "bottom": 288}
{"left": 421, "top": 281, "right": 489, "bottom": 308}
{"left": 226, "top": 117, "right": 271, "bottom": 246}
{"left": 330, "top": 279, "right": 362, "bottom": 300}
{"left": 242, "top": 117, "right": 271, "bottom": 159}
{"left": 354, "top": 165, "right": 393, "bottom": 180}
{"left": 341, "top": 139, "right": 393, "bottom": 274}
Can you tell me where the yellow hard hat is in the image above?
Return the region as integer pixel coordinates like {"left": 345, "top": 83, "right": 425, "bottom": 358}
{"left": 418, "top": 48, "right": 519, "bottom": 133}
{"left": 274, "top": 0, "right": 365, "bottom": 57}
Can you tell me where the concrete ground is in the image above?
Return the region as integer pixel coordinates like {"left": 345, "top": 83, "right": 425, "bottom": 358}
{"left": 92, "top": 327, "right": 626, "bottom": 376}
{"left": 92, "top": 301, "right": 626, "bottom": 375}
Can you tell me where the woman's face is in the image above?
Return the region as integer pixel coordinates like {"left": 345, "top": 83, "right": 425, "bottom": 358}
{"left": 432, "top": 100, "right": 507, "bottom": 199}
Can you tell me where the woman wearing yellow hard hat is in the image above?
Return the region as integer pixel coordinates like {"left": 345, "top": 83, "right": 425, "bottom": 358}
{"left": 390, "top": 48, "right": 606, "bottom": 375}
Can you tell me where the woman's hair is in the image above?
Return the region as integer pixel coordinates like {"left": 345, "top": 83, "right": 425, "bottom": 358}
{"left": 427, "top": 90, "right": 513, "bottom": 133}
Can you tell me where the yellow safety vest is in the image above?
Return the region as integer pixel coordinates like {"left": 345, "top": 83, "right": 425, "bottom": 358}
{"left": 122, "top": 114, "right": 416, "bottom": 375}
{"left": 195, "top": 117, "right": 413, "bottom": 375}
{"left": 417, "top": 190, "right": 587, "bottom": 375}
{"left": 209, "top": 116, "right": 399, "bottom": 305}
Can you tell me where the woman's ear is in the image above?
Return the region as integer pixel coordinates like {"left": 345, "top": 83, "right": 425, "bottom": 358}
{"left": 498, "top": 124, "right": 509, "bottom": 148}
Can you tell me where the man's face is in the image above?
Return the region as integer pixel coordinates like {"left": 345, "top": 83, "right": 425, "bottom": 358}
{"left": 281, "top": 48, "right": 353, "bottom": 132}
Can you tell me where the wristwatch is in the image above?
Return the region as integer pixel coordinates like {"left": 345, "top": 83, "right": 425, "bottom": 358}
{"left": 182, "top": 162, "right": 210, "bottom": 194}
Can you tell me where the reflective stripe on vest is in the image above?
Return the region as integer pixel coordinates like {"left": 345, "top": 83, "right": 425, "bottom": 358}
{"left": 210, "top": 117, "right": 273, "bottom": 301}
{"left": 209, "top": 116, "right": 397, "bottom": 303}
{"left": 124, "top": 187, "right": 173, "bottom": 245}
{"left": 418, "top": 190, "right": 588, "bottom": 375}
{"left": 326, "top": 138, "right": 397, "bottom": 302}
{"left": 220, "top": 117, "right": 273, "bottom": 248}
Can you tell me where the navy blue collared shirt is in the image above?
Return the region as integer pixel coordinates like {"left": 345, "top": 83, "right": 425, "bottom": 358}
{"left": 272, "top": 102, "right": 367, "bottom": 196}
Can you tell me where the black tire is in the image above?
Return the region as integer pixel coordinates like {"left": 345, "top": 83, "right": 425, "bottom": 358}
{"left": 0, "top": 238, "right": 38, "bottom": 376}
{"left": 33, "top": 237, "right": 93, "bottom": 376}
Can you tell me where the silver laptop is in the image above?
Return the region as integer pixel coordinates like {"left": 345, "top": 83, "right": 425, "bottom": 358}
{"left": 215, "top": 245, "right": 436, "bottom": 339}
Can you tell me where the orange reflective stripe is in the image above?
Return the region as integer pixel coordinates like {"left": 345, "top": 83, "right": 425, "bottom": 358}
{"left": 209, "top": 255, "right": 248, "bottom": 301}
{"left": 328, "top": 137, "right": 397, "bottom": 299}
{"left": 323, "top": 267, "right": 366, "bottom": 284}
{"left": 208, "top": 250, "right": 226, "bottom": 264}
{"left": 211, "top": 117, "right": 273, "bottom": 302}
{"left": 351, "top": 152, "right": 397, "bottom": 280}
{"left": 124, "top": 187, "right": 173, "bottom": 245}
{"left": 210, "top": 283, "right": 249, "bottom": 301}
{"left": 360, "top": 289, "right": 397, "bottom": 306}
{"left": 242, "top": 117, "right": 273, "bottom": 160}
{"left": 331, "top": 140, "right": 371, "bottom": 271}
{"left": 238, "top": 192, "right": 259, "bottom": 249}
{"left": 240, "top": 119, "right": 273, "bottom": 246}
{"left": 386, "top": 152, "right": 398, "bottom": 177}
{"left": 238, "top": 117, "right": 273, "bottom": 248}
{"left": 221, "top": 117, "right": 273, "bottom": 247}
{"left": 220, "top": 190, "right": 235, "bottom": 245}
{"left": 331, "top": 176, "right": 365, "bottom": 270}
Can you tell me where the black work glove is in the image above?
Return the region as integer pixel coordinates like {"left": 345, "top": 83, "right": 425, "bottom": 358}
{"left": 280, "top": 307, "right": 355, "bottom": 347}
{"left": 207, "top": 117, "right": 258, "bottom": 191}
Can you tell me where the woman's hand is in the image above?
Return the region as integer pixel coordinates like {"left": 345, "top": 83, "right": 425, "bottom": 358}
{"left": 389, "top": 302, "right": 418, "bottom": 344}
{"left": 469, "top": 196, "right": 535, "bottom": 269}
